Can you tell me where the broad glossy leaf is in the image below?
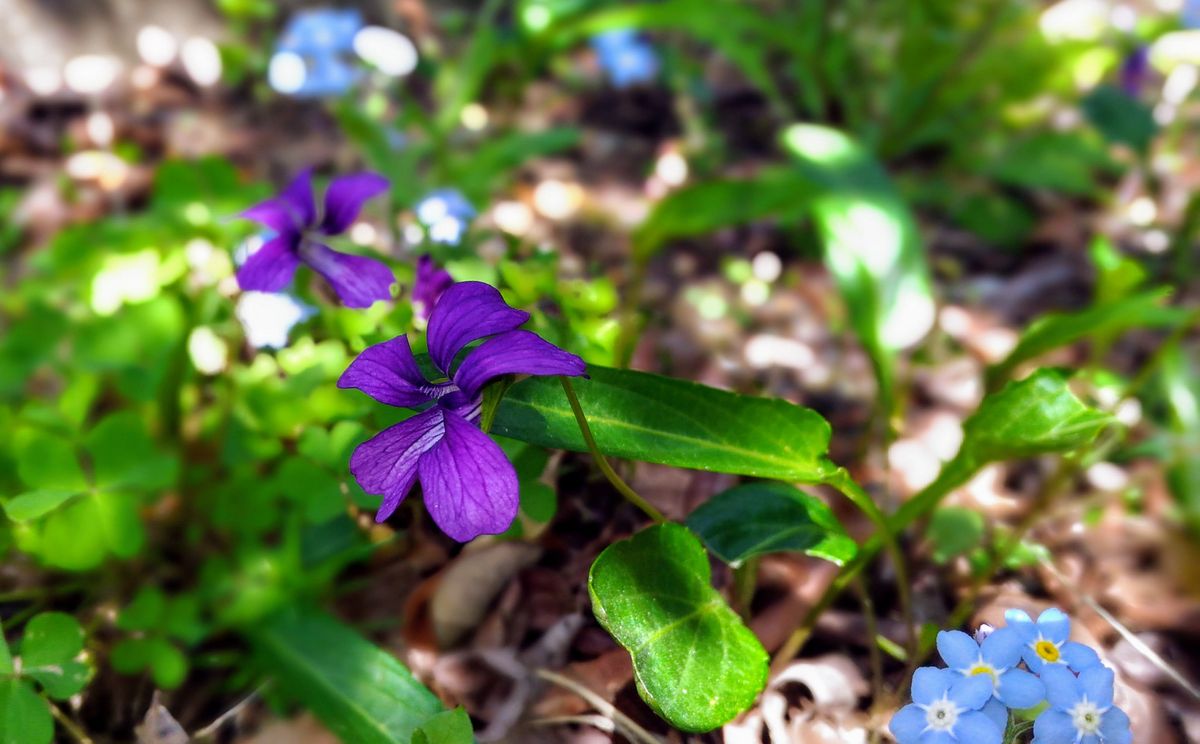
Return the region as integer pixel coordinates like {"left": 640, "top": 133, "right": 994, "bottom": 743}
{"left": 2, "top": 491, "right": 81, "bottom": 522}
{"left": 987, "top": 289, "right": 1187, "bottom": 387}
{"left": 895, "top": 369, "right": 1110, "bottom": 529}
{"left": 588, "top": 523, "right": 768, "bottom": 732}
{"left": 250, "top": 609, "right": 445, "bottom": 744}
{"left": 0, "top": 679, "right": 51, "bottom": 744}
{"left": 20, "top": 613, "right": 84, "bottom": 667}
{"left": 492, "top": 366, "right": 837, "bottom": 482}
{"left": 686, "top": 482, "right": 856, "bottom": 566}
{"left": 782, "top": 124, "right": 934, "bottom": 408}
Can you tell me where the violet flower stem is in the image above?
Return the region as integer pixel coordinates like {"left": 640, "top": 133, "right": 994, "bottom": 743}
{"left": 559, "top": 377, "right": 666, "bottom": 524}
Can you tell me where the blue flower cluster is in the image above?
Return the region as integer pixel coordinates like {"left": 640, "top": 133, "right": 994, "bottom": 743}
{"left": 891, "top": 608, "right": 1132, "bottom": 744}
{"left": 590, "top": 29, "right": 659, "bottom": 89}
{"left": 270, "top": 8, "right": 364, "bottom": 97}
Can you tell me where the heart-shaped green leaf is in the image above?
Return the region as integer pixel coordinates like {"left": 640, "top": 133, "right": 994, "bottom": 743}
{"left": 26, "top": 661, "right": 91, "bottom": 700}
{"left": 20, "top": 613, "right": 84, "bottom": 668}
{"left": 493, "top": 366, "right": 836, "bottom": 483}
{"left": 687, "top": 482, "right": 857, "bottom": 566}
{"left": 588, "top": 523, "right": 768, "bottom": 732}
{"left": 2, "top": 490, "right": 81, "bottom": 522}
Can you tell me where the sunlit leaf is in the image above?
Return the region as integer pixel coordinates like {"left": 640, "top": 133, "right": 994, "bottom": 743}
{"left": 686, "top": 482, "right": 856, "bottom": 566}
{"left": 589, "top": 523, "right": 767, "bottom": 732}
{"left": 782, "top": 123, "right": 935, "bottom": 410}
{"left": 492, "top": 366, "right": 837, "bottom": 482}
{"left": 20, "top": 612, "right": 84, "bottom": 668}
{"left": 2, "top": 491, "right": 81, "bottom": 522}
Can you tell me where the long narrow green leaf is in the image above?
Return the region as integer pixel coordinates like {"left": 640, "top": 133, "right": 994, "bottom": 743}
{"left": 249, "top": 610, "right": 445, "bottom": 744}
{"left": 492, "top": 366, "right": 838, "bottom": 483}
{"left": 782, "top": 124, "right": 935, "bottom": 411}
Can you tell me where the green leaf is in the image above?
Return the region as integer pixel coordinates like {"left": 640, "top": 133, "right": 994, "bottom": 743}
{"left": 148, "top": 638, "right": 188, "bottom": 690}
{"left": 492, "top": 366, "right": 837, "bottom": 482}
{"left": 782, "top": 124, "right": 934, "bottom": 410}
{"left": 1082, "top": 85, "right": 1157, "bottom": 153}
{"left": 2, "top": 491, "right": 81, "bottom": 522}
{"left": 20, "top": 613, "right": 84, "bottom": 667}
{"left": 686, "top": 482, "right": 856, "bottom": 566}
{"left": 39, "top": 492, "right": 144, "bottom": 571}
{"left": 0, "top": 630, "right": 12, "bottom": 675}
{"left": 118, "top": 588, "right": 167, "bottom": 632}
{"left": 26, "top": 661, "right": 91, "bottom": 700}
{"left": 273, "top": 458, "right": 346, "bottom": 523}
{"left": 588, "top": 523, "right": 768, "bottom": 732}
{"left": 0, "top": 678, "right": 51, "bottom": 744}
{"left": 14, "top": 430, "right": 87, "bottom": 492}
{"left": 250, "top": 609, "right": 445, "bottom": 743}
{"left": 410, "top": 708, "right": 473, "bottom": 744}
{"left": 984, "top": 132, "right": 1115, "bottom": 196}
{"left": 110, "top": 637, "right": 151, "bottom": 675}
{"left": 895, "top": 369, "right": 1111, "bottom": 530}
{"left": 927, "top": 508, "right": 985, "bottom": 564}
{"left": 987, "top": 289, "right": 1186, "bottom": 387}
{"left": 633, "top": 167, "right": 816, "bottom": 260}
{"left": 85, "top": 412, "right": 179, "bottom": 491}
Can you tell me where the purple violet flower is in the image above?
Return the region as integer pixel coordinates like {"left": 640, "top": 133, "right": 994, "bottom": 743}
{"left": 338, "top": 281, "right": 587, "bottom": 541}
{"left": 412, "top": 255, "right": 453, "bottom": 325}
{"left": 1118, "top": 46, "right": 1149, "bottom": 97}
{"left": 238, "top": 168, "right": 395, "bottom": 308}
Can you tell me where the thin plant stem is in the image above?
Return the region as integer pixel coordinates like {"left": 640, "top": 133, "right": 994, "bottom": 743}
{"left": 559, "top": 377, "right": 666, "bottom": 524}
{"left": 732, "top": 556, "right": 760, "bottom": 620}
{"left": 826, "top": 469, "right": 916, "bottom": 662}
{"left": 852, "top": 576, "right": 885, "bottom": 710}
{"left": 536, "top": 669, "right": 665, "bottom": 744}
{"left": 49, "top": 702, "right": 94, "bottom": 744}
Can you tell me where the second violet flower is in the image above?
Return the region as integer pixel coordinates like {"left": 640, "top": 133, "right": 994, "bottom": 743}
{"left": 238, "top": 168, "right": 395, "bottom": 308}
{"left": 339, "top": 281, "right": 586, "bottom": 541}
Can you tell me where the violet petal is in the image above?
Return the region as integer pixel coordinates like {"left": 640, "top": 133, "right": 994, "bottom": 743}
{"left": 426, "top": 281, "right": 529, "bottom": 374}
{"left": 453, "top": 329, "right": 586, "bottom": 397}
{"left": 235, "top": 235, "right": 301, "bottom": 292}
{"left": 416, "top": 409, "right": 518, "bottom": 541}
{"left": 320, "top": 172, "right": 389, "bottom": 235}
{"left": 279, "top": 167, "right": 317, "bottom": 228}
{"left": 301, "top": 241, "right": 395, "bottom": 308}
{"left": 338, "top": 335, "right": 439, "bottom": 408}
{"left": 349, "top": 407, "right": 446, "bottom": 522}
{"left": 412, "top": 255, "right": 453, "bottom": 322}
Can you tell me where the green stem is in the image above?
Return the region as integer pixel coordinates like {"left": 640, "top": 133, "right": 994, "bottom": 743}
{"left": 732, "top": 556, "right": 760, "bottom": 621}
{"left": 559, "top": 377, "right": 665, "bottom": 524}
{"left": 825, "top": 469, "right": 915, "bottom": 658}
{"left": 772, "top": 461, "right": 971, "bottom": 675}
